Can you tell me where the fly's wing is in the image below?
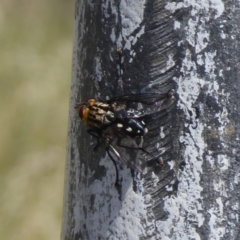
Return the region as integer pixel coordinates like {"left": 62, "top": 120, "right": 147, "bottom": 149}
{"left": 88, "top": 128, "right": 157, "bottom": 173}
{"left": 104, "top": 135, "right": 148, "bottom": 173}
{"left": 101, "top": 122, "right": 150, "bottom": 172}
{"left": 107, "top": 91, "right": 173, "bottom": 105}
{"left": 111, "top": 91, "right": 175, "bottom": 119}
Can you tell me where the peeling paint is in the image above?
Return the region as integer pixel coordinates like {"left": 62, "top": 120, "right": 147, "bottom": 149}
{"left": 117, "top": 1, "right": 145, "bottom": 50}
{"left": 160, "top": 0, "right": 229, "bottom": 239}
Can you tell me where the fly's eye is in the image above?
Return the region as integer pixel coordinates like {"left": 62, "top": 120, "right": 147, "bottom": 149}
{"left": 79, "top": 106, "right": 86, "bottom": 119}
{"left": 75, "top": 104, "right": 89, "bottom": 123}
{"left": 87, "top": 98, "right": 96, "bottom": 106}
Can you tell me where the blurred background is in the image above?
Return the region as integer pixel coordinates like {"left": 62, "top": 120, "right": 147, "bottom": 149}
{"left": 0, "top": 0, "right": 74, "bottom": 239}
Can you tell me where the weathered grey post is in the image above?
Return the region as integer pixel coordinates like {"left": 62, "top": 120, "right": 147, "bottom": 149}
{"left": 62, "top": 1, "right": 240, "bottom": 239}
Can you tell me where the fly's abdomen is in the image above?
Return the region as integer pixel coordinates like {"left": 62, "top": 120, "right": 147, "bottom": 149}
{"left": 117, "top": 118, "right": 147, "bottom": 138}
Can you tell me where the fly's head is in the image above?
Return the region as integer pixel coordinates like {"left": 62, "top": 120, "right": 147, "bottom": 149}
{"left": 75, "top": 99, "right": 97, "bottom": 124}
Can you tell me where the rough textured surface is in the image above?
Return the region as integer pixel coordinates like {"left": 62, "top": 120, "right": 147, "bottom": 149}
{"left": 62, "top": 0, "right": 240, "bottom": 239}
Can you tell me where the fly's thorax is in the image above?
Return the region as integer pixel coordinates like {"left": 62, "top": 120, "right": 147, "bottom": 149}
{"left": 103, "top": 111, "right": 115, "bottom": 124}
{"left": 87, "top": 102, "right": 115, "bottom": 128}
{"left": 111, "top": 102, "right": 127, "bottom": 112}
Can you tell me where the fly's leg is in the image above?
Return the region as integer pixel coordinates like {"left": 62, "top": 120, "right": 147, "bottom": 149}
{"left": 116, "top": 137, "right": 163, "bottom": 167}
{"left": 136, "top": 146, "right": 164, "bottom": 168}
{"left": 87, "top": 129, "right": 102, "bottom": 151}
{"left": 115, "top": 136, "right": 149, "bottom": 153}
{"left": 87, "top": 130, "right": 122, "bottom": 191}
{"left": 137, "top": 146, "right": 164, "bottom": 168}
{"left": 116, "top": 49, "right": 124, "bottom": 96}
{"left": 106, "top": 147, "right": 121, "bottom": 189}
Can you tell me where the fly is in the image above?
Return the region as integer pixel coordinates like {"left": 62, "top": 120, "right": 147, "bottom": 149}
{"left": 75, "top": 90, "right": 175, "bottom": 187}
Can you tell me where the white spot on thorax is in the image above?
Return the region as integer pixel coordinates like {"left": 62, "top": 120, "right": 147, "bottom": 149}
{"left": 117, "top": 123, "right": 123, "bottom": 128}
